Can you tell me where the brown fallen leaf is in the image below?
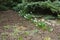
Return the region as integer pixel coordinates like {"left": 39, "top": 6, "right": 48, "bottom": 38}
{"left": 17, "top": 26, "right": 27, "bottom": 30}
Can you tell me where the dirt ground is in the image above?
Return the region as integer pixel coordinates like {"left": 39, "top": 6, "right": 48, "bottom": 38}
{"left": 0, "top": 10, "right": 60, "bottom": 40}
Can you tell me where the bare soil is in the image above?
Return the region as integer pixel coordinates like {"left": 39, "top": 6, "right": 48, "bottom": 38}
{"left": 0, "top": 10, "right": 60, "bottom": 40}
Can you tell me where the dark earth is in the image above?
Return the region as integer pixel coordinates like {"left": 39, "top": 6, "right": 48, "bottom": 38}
{"left": 0, "top": 10, "right": 60, "bottom": 40}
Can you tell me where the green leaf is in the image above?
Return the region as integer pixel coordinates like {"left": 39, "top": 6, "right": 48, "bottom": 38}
{"left": 24, "top": 14, "right": 32, "bottom": 20}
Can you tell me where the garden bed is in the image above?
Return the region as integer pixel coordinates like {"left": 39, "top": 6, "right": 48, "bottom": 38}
{"left": 0, "top": 10, "right": 60, "bottom": 40}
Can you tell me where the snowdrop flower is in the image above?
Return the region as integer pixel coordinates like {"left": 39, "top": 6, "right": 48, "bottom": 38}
{"left": 41, "top": 19, "right": 45, "bottom": 21}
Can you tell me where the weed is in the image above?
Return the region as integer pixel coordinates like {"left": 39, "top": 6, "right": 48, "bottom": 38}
{"left": 24, "top": 14, "right": 33, "bottom": 20}
{"left": 18, "top": 36, "right": 23, "bottom": 40}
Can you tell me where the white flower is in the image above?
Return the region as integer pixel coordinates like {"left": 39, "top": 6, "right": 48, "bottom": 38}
{"left": 41, "top": 19, "right": 45, "bottom": 21}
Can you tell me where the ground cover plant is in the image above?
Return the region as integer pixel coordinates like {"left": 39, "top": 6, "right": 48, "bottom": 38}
{"left": 0, "top": 0, "right": 60, "bottom": 34}
{"left": 13, "top": 0, "right": 60, "bottom": 31}
{"left": 0, "top": 0, "right": 60, "bottom": 40}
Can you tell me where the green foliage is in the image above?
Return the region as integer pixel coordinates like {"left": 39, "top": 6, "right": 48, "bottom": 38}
{"left": 24, "top": 14, "right": 33, "bottom": 20}
{"left": 37, "top": 22, "right": 46, "bottom": 27}
{"left": 18, "top": 36, "right": 23, "bottom": 40}
{"left": 36, "top": 21, "right": 47, "bottom": 30}
{"left": 0, "top": 0, "right": 59, "bottom": 31}
{"left": 16, "top": 1, "right": 60, "bottom": 17}
{"left": 58, "top": 15, "right": 60, "bottom": 19}
{"left": 14, "top": 1, "right": 59, "bottom": 31}
{"left": 31, "top": 18, "right": 47, "bottom": 30}
{"left": 25, "top": 1, "right": 60, "bottom": 14}
{"left": 13, "top": 3, "right": 27, "bottom": 11}
{"left": 0, "top": 0, "right": 22, "bottom": 10}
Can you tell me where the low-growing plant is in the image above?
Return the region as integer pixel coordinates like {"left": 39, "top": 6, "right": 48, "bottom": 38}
{"left": 18, "top": 36, "right": 23, "bottom": 40}
{"left": 36, "top": 21, "right": 47, "bottom": 30}
{"left": 24, "top": 14, "right": 33, "bottom": 20}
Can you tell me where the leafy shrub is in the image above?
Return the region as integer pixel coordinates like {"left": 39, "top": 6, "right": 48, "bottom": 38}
{"left": 24, "top": 14, "right": 33, "bottom": 20}
{"left": 20, "top": 1, "right": 60, "bottom": 16}
{"left": 22, "top": 0, "right": 56, "bottom": 2}
{"left": 16, "top": 1, "right": 55, "bottom": 31}
{"left": 0, "top": 0, "right": 22, "bottom": 10}
{"left": 13, "top": 3, "right": 27, "bottom": 11}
